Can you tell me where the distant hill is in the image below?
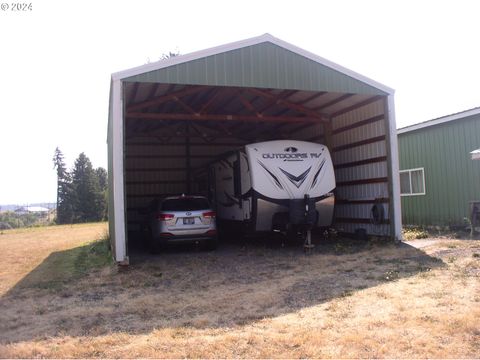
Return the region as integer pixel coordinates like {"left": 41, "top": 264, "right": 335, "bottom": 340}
{"left": 0, "top": 203, "right": 56, "bottom": 212}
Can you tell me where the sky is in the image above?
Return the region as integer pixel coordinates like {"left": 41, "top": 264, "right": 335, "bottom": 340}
{"left": 1, "top": 0, "right": 479, "bottom": 204}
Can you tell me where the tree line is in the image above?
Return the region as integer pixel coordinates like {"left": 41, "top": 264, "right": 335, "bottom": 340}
{"left": 53, "top": 148, "right": 107, "bottom": 224}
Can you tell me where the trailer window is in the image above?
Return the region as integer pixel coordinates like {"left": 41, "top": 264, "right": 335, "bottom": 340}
{"left": 400, "top": 168, "right": 425, "bottom": 196}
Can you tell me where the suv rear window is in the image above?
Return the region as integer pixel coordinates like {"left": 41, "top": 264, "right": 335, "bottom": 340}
{"left": 161, "top": 198, "right": 210, "bottom": 211}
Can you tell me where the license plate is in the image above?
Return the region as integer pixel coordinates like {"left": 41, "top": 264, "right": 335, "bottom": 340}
{"left": 183, "top": 217, "right": 194, "bottom": 225}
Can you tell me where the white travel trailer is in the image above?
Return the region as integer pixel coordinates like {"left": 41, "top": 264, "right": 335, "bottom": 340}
{"left": 208, "top": 140, "right": 335, "bottom": 241}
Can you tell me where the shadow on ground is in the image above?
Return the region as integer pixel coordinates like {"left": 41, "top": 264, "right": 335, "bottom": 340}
{"left": 0, "top": 234, "right": 445, "bottom": 344}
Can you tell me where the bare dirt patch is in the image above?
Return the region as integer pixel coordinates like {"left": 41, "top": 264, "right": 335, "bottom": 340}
{"left": 1, "top": 226, "right": 479, "bottom": 358}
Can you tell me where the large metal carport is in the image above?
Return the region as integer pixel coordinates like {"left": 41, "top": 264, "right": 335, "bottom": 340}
{"left": 108, "top": 34, "right": 402, "bottom": 264}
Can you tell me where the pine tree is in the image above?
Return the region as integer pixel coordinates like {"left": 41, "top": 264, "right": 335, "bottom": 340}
{"left": 52, "top": 147, "right": 74, "bottom": 224}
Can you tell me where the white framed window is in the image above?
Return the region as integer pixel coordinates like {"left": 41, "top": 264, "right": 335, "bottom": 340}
{"left": 400, "top": 168, "right": 425, "bottom": 196}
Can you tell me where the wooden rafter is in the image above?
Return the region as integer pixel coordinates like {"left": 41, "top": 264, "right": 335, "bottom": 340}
{"left": 213, "top": 91, "right": 238, "bottom": 114}
{"left": 331, "top": 95, "right": 384, "bottom": 118}
{"left": 235, "top": 90, "right": 258, "bottom": 115}
{"left": 187, "top": 89, "right": 213, "bottom": 112}
{"left": 199, "top": 88, "right": 224, "bottom": 114}
{"left": 296, "top": 91, "right": 327, "bottom": 105}
{"left": 174, "top": 96, "right": 196, "bottom": 114}
{"left": 256, "top": 90, "right": 296, "bottom": 114}
{"left": 127, "top": 86, "right": 206, "bottom": 112}
{"left": 127, "top": 133, "right": 241, "bottom": 141}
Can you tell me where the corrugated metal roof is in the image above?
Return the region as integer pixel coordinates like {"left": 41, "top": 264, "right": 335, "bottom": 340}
{"left": 397, "top": 107, "right": 480, "bottom": 134}
{"left": 114, "top": 34, "right": 392, "bottom": 96}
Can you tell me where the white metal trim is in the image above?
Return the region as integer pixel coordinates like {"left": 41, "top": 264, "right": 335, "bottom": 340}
{"left": 112, "top": 78, "right": 127, "bottom": 263}
{"left": 397, "top": 107, "right": 480, "bottom": 134}
{"left": 387, "top": 95, "right": 403, "bottom": 240}
{"left": 111, "top": 33, "right": 394, "bottom": 94}
{"left": 399, "top": 167, "right": 426, "bottom": 196}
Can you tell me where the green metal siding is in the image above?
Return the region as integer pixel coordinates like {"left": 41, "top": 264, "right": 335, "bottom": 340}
{"left": 124, "top": 42, "right": 386, "bottom": 96}
{"left": 399, "top": 114, "right": 480, "bottom": 226}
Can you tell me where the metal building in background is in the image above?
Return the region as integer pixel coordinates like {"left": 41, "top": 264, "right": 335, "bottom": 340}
{"left": 108, "top": 34, "right": 402, "bottom": 264}
{"left": 398, "top": 107, "right": 480, "bottom": 227}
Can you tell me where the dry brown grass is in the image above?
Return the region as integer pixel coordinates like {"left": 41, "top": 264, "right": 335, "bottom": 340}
{"left": 1, "top": 226, "right": 479, "bottom": 358}
{"left": 0, "top": 223, "right": 107, "bottom": 295}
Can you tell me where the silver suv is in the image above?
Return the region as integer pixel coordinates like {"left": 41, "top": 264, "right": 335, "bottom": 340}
{"left": 143, "top": 195, "right": 218, "bottom": 252}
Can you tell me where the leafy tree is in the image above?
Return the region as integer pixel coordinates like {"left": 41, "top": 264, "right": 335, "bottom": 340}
{"left": 95, "top": 167, "right": 108, "bottom": 220}
{"left": 71, "top": 153, "right": 104, "bottom": 222}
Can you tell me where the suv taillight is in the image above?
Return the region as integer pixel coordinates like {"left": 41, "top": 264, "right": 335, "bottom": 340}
{"left": 202, "top": 211, "right": 216, "bottom": 218}
{"left": 157, "top": 213, "right": 174, "bottom": 221}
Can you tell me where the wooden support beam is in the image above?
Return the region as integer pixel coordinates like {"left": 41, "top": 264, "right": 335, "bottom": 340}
{"left": 256, "top": 90, "right": 297, "bottom": 113}
{"left": 296, "top": 91, "right": 328, "bottom": 105}
{"left": 332, "top": 135, "right": 386, "bottom": 152}
{"left": 331, "top": 95, "right": 384, "bottom": 118}
{"left": 126, "top": 112, "right": 317, "bottom": 123}
{"left": 127, "top": 86, "right": 206, "bottom": 112}
{"left": 334, "top": 156, "right": 388, "bottom": 169}
{"left": 236, "top": 90, "right": 258, "bottom": 114}
{"left": 199, "top": 88, "right": 224, "bottom": 114}
{"left": 174, "top": 96, "right": 197, "bottom": 114}
{"left": 336, "top": 177, "right": 388, "bottom": 187}
{"left": 332, "top": 114, "right": 384, "bottom": 135}
{"left": 126, "top": 142, "right": 240, "bottom": 147}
